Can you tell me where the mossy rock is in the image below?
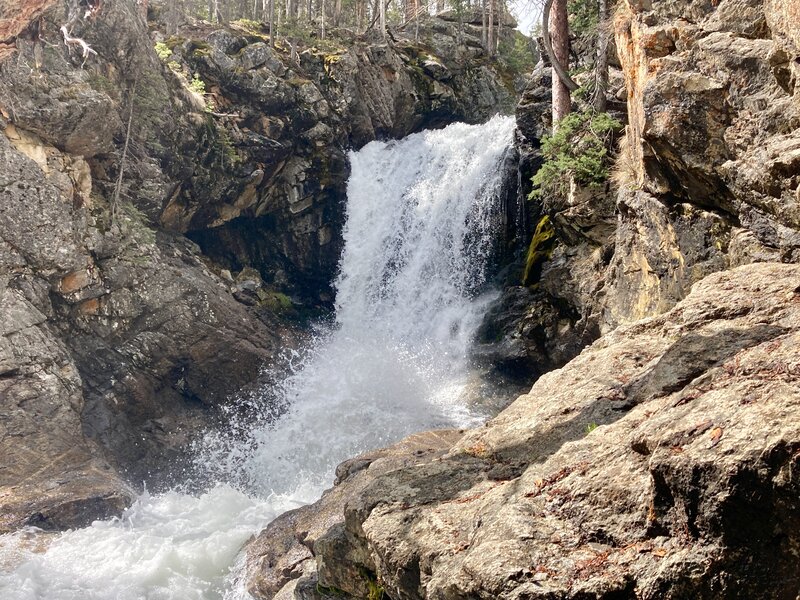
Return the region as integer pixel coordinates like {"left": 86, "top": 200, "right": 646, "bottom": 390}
{"left": 261, "top": 291, "right": 295, "bottom": 315}
{"left": 522, "top": 215, "right": 556, "bottom": 286}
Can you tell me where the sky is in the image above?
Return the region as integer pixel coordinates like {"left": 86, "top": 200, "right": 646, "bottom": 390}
{"left": 509, "top": 0, "right": 543, "bottom": 36}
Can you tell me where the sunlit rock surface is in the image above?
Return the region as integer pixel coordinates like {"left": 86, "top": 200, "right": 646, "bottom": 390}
{"left": 251, "top": 262, "right": 800, "bottom": 599}
{"left": 481, "top": 0, "right": 800, "bottom": 388}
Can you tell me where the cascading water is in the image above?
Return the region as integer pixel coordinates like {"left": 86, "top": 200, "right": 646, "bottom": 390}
{"left": 0, "top": 115, "right": 516, "bottom": 600}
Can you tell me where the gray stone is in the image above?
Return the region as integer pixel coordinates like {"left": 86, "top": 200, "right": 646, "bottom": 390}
{"left": 253, "top": 263, "right": 800, "bottom": 600}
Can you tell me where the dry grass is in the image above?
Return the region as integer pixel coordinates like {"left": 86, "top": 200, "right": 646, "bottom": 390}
{"left": 610, "top": 128, "right": 642, "bottom": 191}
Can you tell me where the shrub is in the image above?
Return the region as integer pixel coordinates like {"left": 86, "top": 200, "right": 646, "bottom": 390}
{"left": 568, "top": 0, "right": 599, "bottom": 36}
{"left": 189, "top": 74, "right": 206, "bottom": 95}
{"left": 530, "top": 110, "right": 621, "bottom": 199}
{"left": 154, "top": 41, "right": 171, "bottom": 61}
{"left": 497, "top": 31, "right": 538, "bottom": 76}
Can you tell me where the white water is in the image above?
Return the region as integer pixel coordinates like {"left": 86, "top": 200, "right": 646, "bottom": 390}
{"left": 0, "top": 115, "right": 515, "bottom": 600}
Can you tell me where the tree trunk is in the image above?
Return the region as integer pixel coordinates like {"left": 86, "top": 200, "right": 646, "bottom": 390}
{"left": 436, "top": 0, "right": 443, "bottom": 13}
{"left": 487, "top": 0, "right": 494, "bottom": 56}
{"left": 356, "top": 0, "right": 365, "bottom": 32}
{"left": 334, "top": 0, "right": 342, "bottom": 26}
{"left": 546, "top": 0, "right": 573, "bottom": 128}
{"left": 269, "top": 0, "right": 276, "bottom": 45}
{"left": 481, "top": 0, "right": 487, "bottom": 48}
{"left": 379, "top": 0, "right": 386, "bottom": 38}
{"left": 415, "top": 0, "right": 420, "bottom": 40}
{"left": 594, "top": 0, "right": 609, "bottom": 112}
{"left": 495, "top": 0, "right": 501, "bottom": 53}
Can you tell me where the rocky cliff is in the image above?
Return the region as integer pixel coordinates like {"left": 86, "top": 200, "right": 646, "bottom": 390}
{"left": 244, "top": 0, "right": 800, "bottom": 598}
{"left": 475, "top": 0, "right": 800, "bottom": 389}
{"left": 249, "top": 262, "right": 800, "bottom": 600}
{"left": 0, "top": 0, "right": 515, "bottom": 530}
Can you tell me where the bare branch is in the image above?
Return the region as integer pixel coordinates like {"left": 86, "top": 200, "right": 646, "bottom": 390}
{"left": 60, "top": 25, "right": 98, "bottom": 64}
{"left": 113, "top": 77, "right": 137, "bottom": 227}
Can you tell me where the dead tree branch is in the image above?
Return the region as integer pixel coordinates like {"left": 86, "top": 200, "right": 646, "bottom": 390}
{"left": 60, "top": 25, "right": 97, "bottom": 65}
{"left": 112, "top": 77, "right": 138, "bottom": 227}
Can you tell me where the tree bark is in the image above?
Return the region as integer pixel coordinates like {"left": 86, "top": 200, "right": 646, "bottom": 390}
{"left": 542, "top": 0, "right": 578, "bottom": 93}
{"left": 379, "top": 0, "right": 386, "bottom": 38}
{"left": 269, "top": 0, "right": 276, "bottom": 45}
{"left": 495, "top": 0, "right": 501, "bottom": 53}
{"left": 481, "top": 0, "right": 487, "bottom": 47}
{"left": 593, "top": 0, "right": 609, "bottom": 112}
{"left": 487, "top": 0, "right": 494, "bottom": 56}
{"left": 414, "top": 0, "right": 420, "bottom": 41}
{"left": 545, "top": 0, "right": 574, "bottom": 128}
{"left": 334, "top": 0, "right": 342, "bottom": 25}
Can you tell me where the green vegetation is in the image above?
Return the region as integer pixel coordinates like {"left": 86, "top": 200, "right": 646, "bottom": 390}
{"left": 315, "top": 583, "right": 347, "bottom": 597}
{"left": 278, "top": 20, "right": 348, "bottom": 54}
{"left": 262, "top": 291, "right": 294, "bottom": 315}
{"left": 359, "top": 567, "right": 386, "bottom": 600}
{"left": 189, "top": 74, "right": 207, "bottom": 95}
{"left": 497, "top": 31, "right": 538, "bottom": 76}
{"left": 198, "top": 118, "right": 241, "bottom": 168}
{"left": 232, "top": 18, "right": 265, "bottom": 33}
{"left": 154, "top": 41, "right": 172, "bottom": 61}
{"left": 568, "top": 0, "right": 600, "bottom": 36}
{"left": 586, "top": 422, "right": 599, "bottom": 434}
{"left": 366, "top": 579, "right": 385, "bottom": 600}
{"left": 529, "top": 110, "right": 621, "bottom": 199}
{"left": 522, "top": 215, "right": 556, "bottom": 286}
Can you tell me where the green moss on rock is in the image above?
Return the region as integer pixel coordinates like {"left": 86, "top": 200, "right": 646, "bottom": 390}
{"left": 522, "top": 215, "right": 556, "bottom": 286}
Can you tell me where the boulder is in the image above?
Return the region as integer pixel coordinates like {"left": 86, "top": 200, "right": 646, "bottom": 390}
{"left": 260, "top": 262, "right": 800, "bottom": 599}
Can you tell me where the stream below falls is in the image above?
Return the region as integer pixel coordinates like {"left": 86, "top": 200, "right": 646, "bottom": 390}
{"left": 0, "top": 115, "right": 516, "bottom": 600}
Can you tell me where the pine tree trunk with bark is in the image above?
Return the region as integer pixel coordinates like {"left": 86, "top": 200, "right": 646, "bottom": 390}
{"left": 594, "top": 0, "right": 609, "bottom": 112}
{"left": 549, "top": 0, "right": 571, "bottom": 127}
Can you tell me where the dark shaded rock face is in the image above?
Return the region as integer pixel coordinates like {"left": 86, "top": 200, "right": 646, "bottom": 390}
{"left": 150, "top": 15, "right": 516, "bottom": 303}
{"left": 0, "top": 0, "right": 514, "bottom": 529}
{"left": 247, "top": 263, "right": 800, "bottom": 600}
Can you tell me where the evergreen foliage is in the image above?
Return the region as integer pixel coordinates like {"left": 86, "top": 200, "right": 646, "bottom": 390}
{"left": 568, "top": 0, "right": 599, "bottom": 36}
{"left": 154, "top": 41, "right": 172, "bottom": 61}
{"left": 497, "top": 31, "right": 538, "bottom": 75}
{"left": 189, "top": 74, "right": 207, "bottom": 95}
{"left": 529, "top": 110, "right": 621, "bottom": 199}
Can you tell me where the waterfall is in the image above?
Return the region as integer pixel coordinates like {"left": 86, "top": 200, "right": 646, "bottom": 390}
{"left": 0, "top": 115, "right": 516, "bottom": 600}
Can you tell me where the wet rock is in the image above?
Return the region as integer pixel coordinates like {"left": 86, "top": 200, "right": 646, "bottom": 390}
{"left": 0, "top": 282, "right": 134, "bottom": 532}
{"left": 1, "top": 0, "right": 517, "bottom": 529}
{"left": 244, "top": 430, "right": 464, "bottom": 599}
{"left": 163, "top": 16, "right": 516, "bottom": 303}
{"left": 0, "top": 35, "right": 283, "bottom": 523}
